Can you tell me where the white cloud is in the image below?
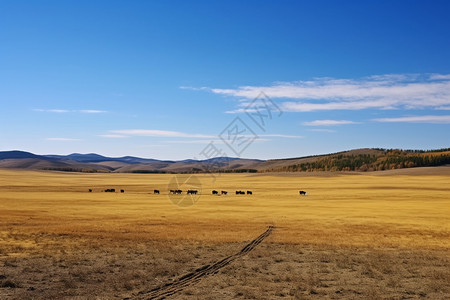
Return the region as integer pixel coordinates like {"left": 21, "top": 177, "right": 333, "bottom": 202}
{"left": 429, "top": 74, "right": 450, "bottom": 80}
{"left": 99, "top": 134, "right": 127, "bottom": 138}
{"left": 373, "top": 115, "right": 450, "bottom": 124}
{"left": 166, "top": 139, "right": 225, "bottom": 144}
{"left": 165, "top": 138, "right": 270, "bottom": 144}
{"left": 45, "top": 137, "right": 81, "bottom": 141}
{"left": 110, "top": 129, "right": 215, "bottom": 138}
{"left": 206, "top": 73, "right": 450, "bottom": 112}
{"left": 259, "top": 134, "right": 303, "bottom": 138}
{"left": 49, "top": 109, "right": 70, "bottom": 113}
{"left": 79, "top": 110, "right": 107, "bottom": 114}
{"left": 225, "top": 108, "right": 255, "bottom": 114}
{"left": 309, "top": 129, "right": 336, "bottom": 133}
{"left": 179, "top": 86, "right": 209, "bottom": 91}
{"left": 106, "top": 130, "right": 301, "bottom": 141}
{"left": 302, "top": 120, "right": 359, "bottom": 126}
{"left": 34, "top": 109, "right": 108, "bottom": 114}
{"left": 34, "top": 109, "right": 70, "bottom": 113}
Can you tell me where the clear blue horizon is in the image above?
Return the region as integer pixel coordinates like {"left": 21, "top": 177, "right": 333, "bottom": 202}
{"left": 1, "top": 0, "right": 450, "bottom": 160}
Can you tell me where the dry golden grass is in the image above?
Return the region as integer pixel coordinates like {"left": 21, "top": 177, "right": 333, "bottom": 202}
{"left": 0, "top": 169, "right": 449, "bottom": 299}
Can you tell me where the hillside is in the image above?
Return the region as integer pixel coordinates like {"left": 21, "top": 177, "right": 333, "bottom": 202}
{"left": 0, "top": 148, "right": 449, "bottom": 173}
{"left": 260, "top": 148, "right": 450, "bottom": 172}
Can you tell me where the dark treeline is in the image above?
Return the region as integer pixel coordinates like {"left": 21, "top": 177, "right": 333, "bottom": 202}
{"left": 268, "top": 149, "right": 450, "bottom": 172}
{"left": 216, "top": 169, "right": 258, "bottom": 173}
{"left": 373, "top": 148, "right": 450, "bottom": 153}
{"left": 130, "top": 170, "right": 169, "bottom": 174}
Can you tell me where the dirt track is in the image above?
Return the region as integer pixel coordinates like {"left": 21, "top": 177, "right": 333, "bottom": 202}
{"left": 130, "top": 226, "right": 274, "bottom": 300}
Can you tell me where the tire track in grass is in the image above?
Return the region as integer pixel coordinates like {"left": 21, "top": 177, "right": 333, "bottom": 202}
{"left": 129, "top": 226, "right": 274, "bottom": 300}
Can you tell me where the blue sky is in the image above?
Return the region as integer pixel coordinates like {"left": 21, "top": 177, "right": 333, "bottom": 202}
{"left": 1, "top": 0, "right": 450, "bottom": 160}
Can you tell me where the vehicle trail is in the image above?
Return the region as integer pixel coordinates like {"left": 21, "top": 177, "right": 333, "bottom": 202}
{"left": 130, "top": 225, "right": 274, "bottom": 300}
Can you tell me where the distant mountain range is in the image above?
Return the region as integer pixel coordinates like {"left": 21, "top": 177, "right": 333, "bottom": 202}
{"left": 0, "top": 148, "right": 449, "bottom": 173}
{"left": 0, "top": 150, "right": 261, "bottom": 173}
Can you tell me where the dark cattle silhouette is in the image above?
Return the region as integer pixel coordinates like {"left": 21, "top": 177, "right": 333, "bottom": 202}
{"left": 187, "top": 190, "right": 198, "bottom": 195}
{"left": 247, "top": 191, "right": 252, "bottom": 195}
{"left": 221, "top": 191, "right": 227, "bottom": 195}
{"left": 299, "top": 190, "right": 307, "bottom": 195}
{"left": 170, "top": 189, "right": 182, "bottom": 194}
{"left": 212, "top": 190, "right": 219, "bottom": 195}
{"left": 89, "top": 189, "right": 92, "bottom": 192}
{"left": 154, "top": 189, "right": 160, "bottom": 194}
{"left": 236, "top": 191, "right": 245, "bottom": 195}
{"left": 105, "top": 189, "right": 115, "bottom": 193}
{"left": 120, "top": 189, "right": 124, "bottom": 193}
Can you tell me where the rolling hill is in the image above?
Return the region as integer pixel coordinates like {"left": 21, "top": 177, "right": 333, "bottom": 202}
{"left": 0, "top": 148, "right": 449, "bottom": 173}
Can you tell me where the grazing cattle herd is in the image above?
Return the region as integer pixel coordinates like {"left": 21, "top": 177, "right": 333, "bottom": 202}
{"left": 88, "top": 188, "right": 308, "bottom": 196}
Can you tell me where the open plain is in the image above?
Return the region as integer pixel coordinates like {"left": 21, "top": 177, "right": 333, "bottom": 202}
{"left": 0, "top": 168, "right": 449, "bottom": 299}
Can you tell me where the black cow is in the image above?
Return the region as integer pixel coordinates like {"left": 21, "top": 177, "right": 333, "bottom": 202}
{"left": 187, "top": 190, "right": 198, "bottom": 195}
{"left": 212, "top": 190, "right": 219, "bottom": 195}
{"left": 170, "top": 189, "right": 182, "bottom": 194}
{"left": 299, "top": 190, "right": 307, "bottom": 195}
{"left": 89, "top": 189, "right": 92, "bottom": 192}
{"left": 154, "top": 189, "right": 160, "bottom": 194}
{"left": 120, "top": 189, "right": 124, "bottom": 193}
{"left": 221, "top": 191, "right": 227, "bottom": 195}
{"left": 247, "top": 191, "right": 252, "bottom": 195}
{"left": 236, "top": 191, "right": 245, "bottom": 195}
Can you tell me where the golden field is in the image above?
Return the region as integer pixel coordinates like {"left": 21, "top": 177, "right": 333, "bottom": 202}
{"left": 0, "top": 168, "right": 449, "bottom": 299}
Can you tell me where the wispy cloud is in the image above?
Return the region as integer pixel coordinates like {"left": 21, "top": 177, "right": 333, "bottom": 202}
{"left": 167, "top": 138, "right": 270, "bottom": 144}
{"left": 110, "top": 129, "right": 215, "bottom": 138}
{"left": 104, "top": 130, "right": 301, "bottom": 141}
{"left": 179, "top": 86, "right": 209, "bottom": 91}
{"left": 373, "top": 115, "right": 450, "bottom": 124}
{"left": 34, "top": 109, "right": 108, "bottom": 114}
{"left": 99, "top": 134, "right": 128, "bottom": 138}
{"left": 45, "top": 137, "right": 81, "bottom": 141}
{"left": 79, "top": 110, "right": 107, "bottom": 114}
{"left": 34, "top": 109, "right": 70, "bottom": 113}
{"left": 166, "top": 139, "right": 224, "bottom": 144}
{"left": 259, "top": 134, "right": 303, "bottom": 138}
{"left": 309, "top": 129, "right": 336, "bottom": 133}
{"left": 206, "top": 73, "right": 450, "bottom": 112}
{"left": 429, "top": 74, "right": 450, "bottom": 80}
{"left": 302, "top": 120, "right": 359, "bottom": 126}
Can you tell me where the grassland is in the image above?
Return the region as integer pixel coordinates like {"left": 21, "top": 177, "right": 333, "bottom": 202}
{"left": 0, "top": 168, "right": 449, "bottom": 299}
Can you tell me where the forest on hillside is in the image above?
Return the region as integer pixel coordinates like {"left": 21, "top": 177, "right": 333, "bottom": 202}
{"left": 267, "top": 149, "right": 450, "bottom": 172}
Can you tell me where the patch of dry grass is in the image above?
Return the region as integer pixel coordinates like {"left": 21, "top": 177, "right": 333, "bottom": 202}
{"left": 0, "top": 169, "right": 449, "bottom": 299}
